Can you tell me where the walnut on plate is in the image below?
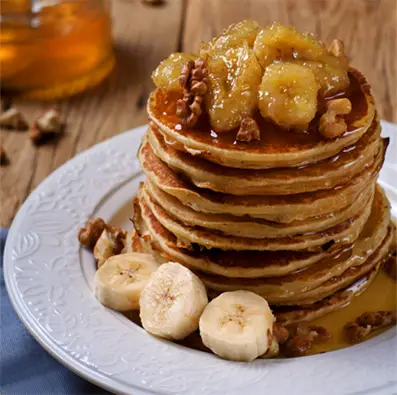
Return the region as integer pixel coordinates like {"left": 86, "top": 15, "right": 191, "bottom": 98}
{"left": 281, "top": 323, "right": 332, "bottom": 357}
{"left": 344, "top": 311, "right": 397, "bottom": 343}
{"left": 78, "top": 218, "right": 107, "bottom": 249}
{"left": 78, "top": 217, "right": 127, "bottom": 268}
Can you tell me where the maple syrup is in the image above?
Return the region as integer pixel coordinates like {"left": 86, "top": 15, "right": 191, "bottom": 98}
{"left": 151, "top": 71, "right": 368, "bottom": 155}
{"left": 123, "top": 268, "right": 396, "bottom": 356}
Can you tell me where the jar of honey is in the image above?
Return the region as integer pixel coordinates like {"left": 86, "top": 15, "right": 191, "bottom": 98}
{"left": 0, "top": 0, "right": 114, "bottom": 100}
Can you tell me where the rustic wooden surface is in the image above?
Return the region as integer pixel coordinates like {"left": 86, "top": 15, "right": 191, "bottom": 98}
{"left": 1, "top": 0, "right": 396, "bottom": 227}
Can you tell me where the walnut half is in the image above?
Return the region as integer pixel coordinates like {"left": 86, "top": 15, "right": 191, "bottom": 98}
{"left": 176, "top": 59, "right": 208, "bottom": 128}
{"left": 78, "top": 218, "right": 106, "bottom": 249}
{"left": 319, "top": 98, "right": 352, "bottom": 139}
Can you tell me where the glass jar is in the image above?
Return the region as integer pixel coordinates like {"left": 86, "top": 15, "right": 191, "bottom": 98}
{"left": 0, "top": 0, "right": 114, "bottom": 100}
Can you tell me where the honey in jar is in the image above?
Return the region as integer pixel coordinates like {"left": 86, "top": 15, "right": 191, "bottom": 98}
{"left": 0, "top": 0, "right": 114, "bottom": 100}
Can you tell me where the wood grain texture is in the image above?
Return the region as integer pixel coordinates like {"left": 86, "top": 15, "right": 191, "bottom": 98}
{"left": 1, "top": 0, "right": 396, "bottom": 226}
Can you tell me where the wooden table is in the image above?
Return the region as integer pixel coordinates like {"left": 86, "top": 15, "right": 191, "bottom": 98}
{"left": 1, "top": 0, "right": 396, "bottom": 227}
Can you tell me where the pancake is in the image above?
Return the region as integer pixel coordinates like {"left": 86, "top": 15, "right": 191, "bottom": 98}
{"left": 139, "top": 137, "right": 387, "bottom": 222}
{"left": 132, "top": 197, "right": 338, "bottom": 278}
{"left": 148, "top": 69, "right": 375, "bottom": 169}
{"left": 147, "top": 115, "right": 380, "bottom": 195}
{"left": 145, "top": 180, "right": 374, "bottom": 239}
{"left": 131, "top": 219, "right": 394, "bottom": 322}
{"left": 138, "top": 183, "right": 373, "bottom": 251}
{"left": 274, "top": 267, "right": 380, "bottom": 325}
{"left": 135, "top": 185, "right": 390, "bottom": 288}
{"left": 198, "top": 225, "right": 393, "bottom": 305}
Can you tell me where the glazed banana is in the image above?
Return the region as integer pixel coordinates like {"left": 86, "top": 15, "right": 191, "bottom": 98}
{"left": 139, "top": 261, "right": 208, "bottom": 340}
{"left": 199, "top": 290, "right": 275, "bottom": 362}
{"left": 94, "top": 253, "right": 159, "bottom": 311}
{"left": 258, "top": 62, "right": 319, "bottom": 130}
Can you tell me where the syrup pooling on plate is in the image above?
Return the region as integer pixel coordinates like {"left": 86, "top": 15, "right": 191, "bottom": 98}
{"left": 151, "top": 71, "right": 368, "bottom": 155}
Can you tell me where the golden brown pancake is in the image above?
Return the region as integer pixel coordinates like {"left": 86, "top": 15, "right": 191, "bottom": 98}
{"left": 139, "top": 136, "right": 387, "bottom": 222}
{"left": 145, "top": 180, "right": 374, "bottom": 239}
{"left": 147, "top": 115, "right": 380, "bottom": 195}
{"left": 147, "top": 69, "right": 375, "bottom": 169}
{"left": 199, "top": 226, "right": 393, "bottom": 306}
{"left": 274, "top": 267, "right": 380, "bottom": 325}
{"left": 138, "top": 183, "right": 373, "bottom": 251}
{"left": 132, "top": 197, "right": 335, "bottom": 278}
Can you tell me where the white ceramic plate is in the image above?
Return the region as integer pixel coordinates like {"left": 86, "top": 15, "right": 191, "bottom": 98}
{"left": 4, "top": 122, "right": 397, "bottom": 395}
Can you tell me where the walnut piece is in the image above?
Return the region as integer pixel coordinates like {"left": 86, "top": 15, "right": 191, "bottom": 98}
{"left": 319, "top": 98, "right": 352, "bottom": 139}
{"left": 0, "top": 143, "right": 9, "bottom": 166}
{"left": 273, "top": 322, "right": 290, "bottom": 344}
{"left": 79, "top": 218, "right": 127, "bottom": 267}
{"left": 94, "top": 227, "right": 126, "bottom": 268}
{"left": 176, "top": 59, "right": 208, "bottom": 128}
{"left": 78, "top": 218, "right": 106, "bottom": 249}
{"left": 236, "top": 117, "right": 260, "bottom": 142}
{"left": 288, "top": 322, "right": 332, "bottom": 343}
{"left": 281, "top": 323, "right": 331, "bottom": 357}
{"left": 344, "top": 311, "right": 397, "bottom": 343}
{"left": 0, "top": 108, "right": 29, "bottom": 131}
{"left": 282, "top": 336, "right": 312, "bottom": 357}
{"left": 30, "top": 108, "right": 62, "bottom": 144}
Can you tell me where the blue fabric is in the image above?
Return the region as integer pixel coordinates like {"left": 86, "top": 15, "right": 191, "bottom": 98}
{"left": 0, "top": 228, "right": 110, "bottom": 395}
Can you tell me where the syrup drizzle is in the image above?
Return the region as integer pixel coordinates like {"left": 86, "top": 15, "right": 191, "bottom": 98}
{"left": 152, "top": 72, "right": 368, "bottom": 155}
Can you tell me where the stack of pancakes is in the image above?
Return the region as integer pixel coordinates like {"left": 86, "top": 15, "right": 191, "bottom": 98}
{"left": 133, "top": 68, "right": 395, "bottom": 325}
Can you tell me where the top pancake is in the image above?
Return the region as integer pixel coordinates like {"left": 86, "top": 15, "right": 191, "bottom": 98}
{"left": 147, "top": 115, "right": 380, "bottom": 195}
{"left": 148, "top": 69, "right": 375, "bottom": 169}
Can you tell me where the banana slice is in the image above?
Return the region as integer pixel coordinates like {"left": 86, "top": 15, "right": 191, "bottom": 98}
{"left": 94, "top": 252, "right": 160, "bottom": 311}
{"left": 199, "top": 290, "right": 275, "bottom": 362}
{"left": 139, "top": 262, "right": 208, "bottom": 340}
{"left": 258, "top": 62, "right": 319, "bottom": 130}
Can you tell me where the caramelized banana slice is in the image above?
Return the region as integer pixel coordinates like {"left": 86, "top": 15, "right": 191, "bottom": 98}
{"left": 294, "top": 60, "right": 350, "bottom": 97}
{"left": 254, "top": 23, "right": 349, "bottom": 97}
{"left": 258, "top": 62, "right": 319, "bottom": 130}
{"left": 200, "top": 20, "right": 260, "bottom": 56}
{"left": 206, "top": 43, "right": 262, "bottom": 132}
{"left": 152, "top": 53, "right": 197, "bottom": 91}
{"left": 254, "top": 23, "right": 324, "bottom": 69}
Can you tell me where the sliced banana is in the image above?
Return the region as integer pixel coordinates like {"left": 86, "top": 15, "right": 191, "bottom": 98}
{"left": 258, "top": 62, "right": 319, "bottom": 130}
{"left": 139, "top": 261, "right": 208, "bottom": 340}
{"left": 94, "top": 253, "right": 160, "bottom": 311}
{"left": 199, "top": 290, "right": 274, "bottom": 362}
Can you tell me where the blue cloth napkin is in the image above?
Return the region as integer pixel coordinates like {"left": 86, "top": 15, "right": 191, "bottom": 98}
{"left": 0, "top": 228, "right": 110, "bottom": 395}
